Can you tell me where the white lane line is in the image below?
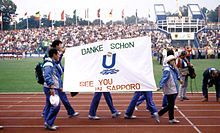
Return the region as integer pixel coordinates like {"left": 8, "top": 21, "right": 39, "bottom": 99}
{"left": 3, "top": 125, "right": 220, "bottom": 128}
{"left": 2, "top": 125, "right": 197, "bottom": 128}
{"left": 0, "top": 109, "right": 220, "bottom": 112}
{"left": 17, "top": 101, "right": 23, "bottom": 103}
{"left": 177, "top": 108, "right": 202, "bottom": 133}
{"left": 0, "top": 100, "right": 218, "bottom": 103}
{"left": 7, "top": 105, "right": 13, "bottom": 109}
{"left": 26, "top": 97, "right": 31, "bottom": 100}
{"left": 1, "top": 116, "right": 220, "bottom": 119}
{"left": 1, "top": 104, "right": 220, "bottom": 107}
{"left": 1, "top": 104, "right": 219, "bottom": 109}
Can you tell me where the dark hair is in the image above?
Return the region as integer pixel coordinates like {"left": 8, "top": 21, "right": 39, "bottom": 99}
{"left": 167, "top": 49, "right": 174, "bottom": 56}
{"left": 48, "top": 48, "right": 58, "bottom": 58}
{"left": 180, "top": 51, "right": 186, "bottom": 56}
{"left": 51, "top": 40, "right": 62, "bottom": 48}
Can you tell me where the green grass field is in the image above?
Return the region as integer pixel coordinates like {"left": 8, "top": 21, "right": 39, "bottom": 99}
{"left": 0, "top": 58, "right": 219, "bottom": 92}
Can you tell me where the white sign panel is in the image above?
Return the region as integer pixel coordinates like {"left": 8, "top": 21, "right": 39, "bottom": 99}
{"left": 63, "top": 36, "right": 157, "bottom": 92}
{"left": 171, "top": 32, "right": 194, "bottom": 40}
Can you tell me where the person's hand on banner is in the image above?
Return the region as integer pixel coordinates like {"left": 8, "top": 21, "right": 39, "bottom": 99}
{"left": 156, "top": 87, "right": 162, "bottom": 91}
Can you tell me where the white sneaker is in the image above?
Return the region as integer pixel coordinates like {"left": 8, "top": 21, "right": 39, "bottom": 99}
{"left": 152, "top": 112, "right": 160, "bottom": 123}
{"left": 135, "top": 106, "right": 138, "bottom": 110}
{"left": 47, "top": 125, "right": 57, "bottom": 131}
{"left": 169, "top": 119, "right": 180, "bottom": 124}
{"left": 124, "top": 114, "right": 136, "bottom": 119}
{"left": 69, "top": 112, "right": 79, "bottom": 118}
{"left": 88, "top": 115, "right": 100, "bottom": 120}
{"left": 174, "top": 105, "right": 178, "bottom": 109}
{"left": 112, "top": 112, "right": 121, "bottom": 118}
{"left": 45, "top": 123, "right": 58, "bottom": 131}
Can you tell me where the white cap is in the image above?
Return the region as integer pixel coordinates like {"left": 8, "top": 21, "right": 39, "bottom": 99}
{"left": 166, "top": 55, "right": 176, "bottom": 63}
{"left": 50, "top": 94, "right": 60, "bottom": 107}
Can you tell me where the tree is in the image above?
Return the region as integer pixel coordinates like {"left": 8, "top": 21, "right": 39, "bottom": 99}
{"left": 207, "top": 10, "right": 218, "bottom": 22}
{"left": 201, "top": 7, "right": 208, "bottom": 16}
{"left": 92, "top": 19, "right": 103, "bottom": 25}
{"left": 179, "top": 5, "right": 188, "bottom": 16}
{"left": 125, "top": 15, "right": 137, "bottom": 24}
{"left": 0, "top": 0, "right": 17, "bottom": 30}
{"left": 201, "top": 5, "right": 219, "bottom": 22}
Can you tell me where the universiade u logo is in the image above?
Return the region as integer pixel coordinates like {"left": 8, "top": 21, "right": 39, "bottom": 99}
{"left": 100, "top": 53, "right": 119, "bottom": 75}
{"left": 102, "top": 53, "right": 116, "bottom": 68}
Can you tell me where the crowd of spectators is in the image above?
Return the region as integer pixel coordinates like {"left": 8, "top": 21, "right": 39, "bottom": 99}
{"left": 0, "top": 24, "right": 148, "bottom": 57}
{"left": 0, "top": 23, "right": 219, "bottom": 60}
{"left": 197, "top": 29, "right": 220, "bottom": 48}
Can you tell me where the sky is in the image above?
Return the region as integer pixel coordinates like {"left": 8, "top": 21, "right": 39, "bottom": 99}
{"left": 13, "top": 0, "right": 220, "bottom": 22}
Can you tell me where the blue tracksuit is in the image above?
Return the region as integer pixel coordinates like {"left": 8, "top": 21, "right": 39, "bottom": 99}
{"left": 89, "top": 92, "right": 118, "bottom": 116}
{"left": 43, "top": 58, "right": 60, "bottom": 126}
{"left": 125, "top": 91, "right": 158, "bottom": 116}
{"left": 43, "top": 53, "right": 76, "bottom": 116}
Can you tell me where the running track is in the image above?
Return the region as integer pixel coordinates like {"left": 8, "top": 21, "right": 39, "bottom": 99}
{"left": 0, "top": 93, "right": 219, "bottom": 133}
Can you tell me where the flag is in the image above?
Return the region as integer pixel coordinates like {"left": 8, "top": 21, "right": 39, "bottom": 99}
{"left": 178, "top": 10, "right": 182, "bottom": 18}
{"left": 35, "top": 11, "right": 40, "bottom": 20}
{"left": 87, "top": 8, "right": 89, "bottom": 18}
{"left": 85, "top": 9, "right": 87, "bottom": 19}
{"left": 73, "top": 10, "right": 76, "bottom": 17}
{"left": 85, "top": 8, "right": 89, "bottom": 19}
{"left": 24, "top": 12, "right": 29, "bottom": 29}
{"left": 148, "top": 9, "right": 150, "bottom": 18}
{"left": 122, "top": 9, "right": 124, "bottom": 19}
{"left": 0, "top": 12, "right": 2, "bottom": 23}
{"left": 48, "top": 12, "right": 51, "bottom": 21}
{"left": 97, "top": 9, "right": 100, "bottom": 18}
{"left": 176, "top": 0, "right": 181, "bottom": 17}
{"left": 61, "top": 10, "right": 64, "bottom": 21}
{"left": 24, "top": 12, "right": 27, "bottom": 17}
{"left": 135, "top": 9, "right": 138, "bottom": 18}
{"left": 109, "top": 9, "right": 113, "bottom": 18}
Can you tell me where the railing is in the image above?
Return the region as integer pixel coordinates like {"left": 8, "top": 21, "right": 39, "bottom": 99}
{"left": 157, "top": 19, "right": 206, "bottom": 30}
{"left": 194, "top": 33, "right": 200, "bottom": 48}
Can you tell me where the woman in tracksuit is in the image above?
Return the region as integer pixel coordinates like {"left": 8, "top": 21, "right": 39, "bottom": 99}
{"left": 43, "top": 48, "right": 61, "bottom": 130}
{"left": 158, "top": 55, "right": 182, "bottom": 124}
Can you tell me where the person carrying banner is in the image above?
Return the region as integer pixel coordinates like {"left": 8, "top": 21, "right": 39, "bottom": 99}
{"left": 42, "top": 40, "right": 79, "bottom": 118}
{"left": 88, "top": 92, "right": 121, "bottom": 120}
{"left": 124, "top": 91, "right": 160, "bottom": 123}
{"left": 202, "top": 68, "right": 220, "bottom": 102}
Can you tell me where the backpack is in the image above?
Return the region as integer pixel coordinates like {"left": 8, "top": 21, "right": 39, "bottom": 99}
{"left": 35, "top": 62, "right": 45, "bottom": 84}
{"left": 35, "top": 60, "right": 53, "bottom": 85}
{"left": 188, "top": 65, "right": 196, "bottom": 79}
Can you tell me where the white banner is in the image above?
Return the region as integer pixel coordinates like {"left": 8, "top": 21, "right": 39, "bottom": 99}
{"left": 63, "top": 36, "right": 157, "bottom": 92}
